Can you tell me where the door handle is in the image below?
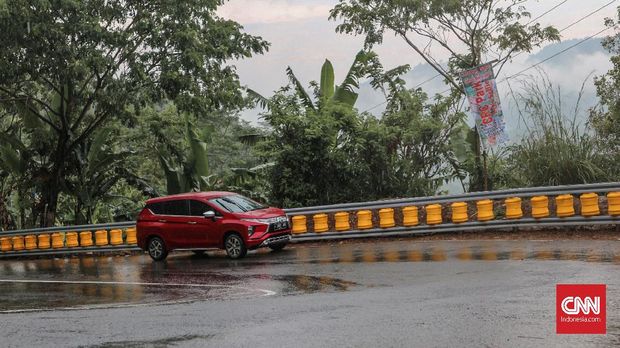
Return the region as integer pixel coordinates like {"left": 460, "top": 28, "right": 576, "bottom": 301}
{"left": 187, "top": 221, "right": 197, "bottom": 225}
{"left": 158, "top": 219, "right": 167, "bottom": 223}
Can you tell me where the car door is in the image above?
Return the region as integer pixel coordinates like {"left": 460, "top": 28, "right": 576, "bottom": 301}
{"left": 160, "top": 199, "right": 191, "bottom": 248}
{"left": 188, "top": 200, "right": 221, "bottom": 247}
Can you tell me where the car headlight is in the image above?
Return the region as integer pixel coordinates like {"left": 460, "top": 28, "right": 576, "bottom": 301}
{"left": 247, "top": 225, "right": 255, "bottom": 236}
{"left": 242, "top": 218, "right": 271, "bottom": 224}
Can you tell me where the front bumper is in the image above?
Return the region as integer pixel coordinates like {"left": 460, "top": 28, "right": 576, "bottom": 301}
{"left": 248, "top": 232, "right": 291, "bottom": 249}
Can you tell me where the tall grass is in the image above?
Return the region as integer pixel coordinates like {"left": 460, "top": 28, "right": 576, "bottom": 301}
{"left": 507, "top": 71, "right": 609, "bottom": 186}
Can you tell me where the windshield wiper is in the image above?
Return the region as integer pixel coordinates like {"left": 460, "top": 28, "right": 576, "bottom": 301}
{"left": 222, "top": 197, "right": 248, "bottom": 212}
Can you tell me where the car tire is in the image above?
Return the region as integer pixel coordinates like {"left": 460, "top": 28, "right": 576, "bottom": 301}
{"left": 148, "top": 236, "right": 168, "bottom": 261}
{"left": 268, "top": 242, "right": 287, "bottom": 252}
{"left": 224, "top": 234, "right": 247, "bottom": 259}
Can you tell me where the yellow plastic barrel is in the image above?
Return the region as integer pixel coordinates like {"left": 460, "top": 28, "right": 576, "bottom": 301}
{"left": 313, "top": 214, "right": 329, "bottom": 233}
{"left": 0, "top": 237, "right": 11, "bottom": 252}
{"left": 531, "top": 196, "right": 549, "bottom": 218}
{"left": 334, "top": 212, "right": 350, "bottom": 231}
{"left": 38, "top": 234, "right": 51, "bottom": 249}
{"left": 477, "top": 200, "right": 494, "bottom": 221}
{"left": 12, "top": 236, "right": 25, "bottom": 251}
{"left": 125, "top": 227, "right": 138, "bottom": 244}
{"left": 24, "top": 235, "right": 37, "bottom": 250}
{"left": 291, "top": 216, "right": 307, "bottom": 234}
{"left": 426, "top": 204, "right": 442, "bottom": 225}
{"left": 357, "top": 210, "right": 373, "bottom": 229}
{"left": 66, "top": 232, "right": 79, "bottom": 247}
{"left": 505, "top": 197, "right": 523, "bottom": 219}
{"left": 608, "top": 192, "right": 620, "bottom": 216}
{"left": 80, "top": 231, "right": 93, "bottom": 247}
{"left": 379, "top": 208, "right": 395, "bottom": 228}
{"left": 51, "top": 233, "right": 64, "bottom": 248}
{"left": 95, "top": 230, "right": 108, "bottom": 246}
{"left": 556, "top": 194, "right": 575, "bottom": 217}
{"left": 580, "top": 193, "right": 599, "bottom": 216}
{"left": 109, "top": 229, "right": 123, "bottom": 245}
{"left": 451, "top": 202, "right": 468, "bottom": 223}
{"left": 402, "top": 206, "right": 419, "bottom": 226}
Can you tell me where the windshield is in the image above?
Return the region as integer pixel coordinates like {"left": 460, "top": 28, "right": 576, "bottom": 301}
{"left": 209, "top": 195, "right": 267, "bottom": 213}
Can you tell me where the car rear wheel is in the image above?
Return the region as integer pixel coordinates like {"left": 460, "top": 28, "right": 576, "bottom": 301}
{"left": 268, "top": 242, "right": 287, "bottom": 252}
{"left": 148, "top": 237, "right": 168, "bottom": 261}
{"left": 224, "top": 234, "right": 247, "bottom": 259}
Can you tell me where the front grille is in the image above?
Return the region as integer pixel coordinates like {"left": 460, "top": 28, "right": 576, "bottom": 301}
{"left": 269, "top": 220, "right": 289, "bottom": 232}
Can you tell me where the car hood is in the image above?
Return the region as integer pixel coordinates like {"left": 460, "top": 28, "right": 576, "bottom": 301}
{"left": 233, "top": 207, "right": 285, "bottom": 219}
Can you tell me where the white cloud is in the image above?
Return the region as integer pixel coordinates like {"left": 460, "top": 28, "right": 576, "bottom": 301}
{"left": 218, "top": 0, "right": 333, "bottom": 24}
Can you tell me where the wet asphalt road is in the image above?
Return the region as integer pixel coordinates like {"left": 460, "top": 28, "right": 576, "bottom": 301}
{"left": 0, "top": 239, "right": 619, "bottom": 347}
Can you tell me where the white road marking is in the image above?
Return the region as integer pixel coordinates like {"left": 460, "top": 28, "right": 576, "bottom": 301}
{"left": 0, "top": 279, "right": 276, "bottom": 297}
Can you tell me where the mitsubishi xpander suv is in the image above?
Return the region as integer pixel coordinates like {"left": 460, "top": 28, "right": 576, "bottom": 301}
{"left": 137, "top": 192, "right": 291, "bottom": 261}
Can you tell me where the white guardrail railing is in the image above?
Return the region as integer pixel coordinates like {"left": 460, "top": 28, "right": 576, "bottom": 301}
{"left": 1, "top": 182, "right": 619, "bottom": 258}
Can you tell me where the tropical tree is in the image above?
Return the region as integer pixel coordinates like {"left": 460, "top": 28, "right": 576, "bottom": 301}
{"left": 330, "top": 0, "right": 561, "bottom": 191}
{"left": 0, "top": 0, "right": 268, "bottom": 226}
{"left": 590, "top": 7, "right": 620, "bottom": 178}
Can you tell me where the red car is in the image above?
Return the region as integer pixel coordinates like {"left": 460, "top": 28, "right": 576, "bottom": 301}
{"left": 136, "top": 192, "right": 291, "bottom": 261}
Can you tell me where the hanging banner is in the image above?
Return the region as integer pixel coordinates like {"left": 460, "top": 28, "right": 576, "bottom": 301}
{"left": 459, "top": 63, "right": 508, "bottom": 147}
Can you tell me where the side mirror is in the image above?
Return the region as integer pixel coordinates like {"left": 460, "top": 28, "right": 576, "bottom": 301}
{"left": 203, "top": 211, "right": 216, "bottom": 219}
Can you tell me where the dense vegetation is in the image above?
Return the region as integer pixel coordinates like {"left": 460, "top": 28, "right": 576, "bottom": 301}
{"left": 0, "top": 1, "right": 618, "bottom": 229}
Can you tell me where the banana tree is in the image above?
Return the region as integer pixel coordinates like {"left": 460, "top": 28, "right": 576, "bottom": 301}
{"left": 249, "top": 50, "right": 383, "bottom": 112}
{"left": 158, "top": 114, "right": 217, "bottom": 194}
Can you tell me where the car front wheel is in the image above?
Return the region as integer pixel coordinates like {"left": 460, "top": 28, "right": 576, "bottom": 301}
{"left": 224, "top": 234, "right": 247, "bottom": 259}
{"left": 148, "top": 236, "right": 168, "bottom": 261}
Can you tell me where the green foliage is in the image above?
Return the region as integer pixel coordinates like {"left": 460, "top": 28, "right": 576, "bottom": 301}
{"left": 0, "top": 0, "right": 268, "bottom": 226}
{"left": 506, "top": 72, "right": 609, "bottom": 186}
{"left": 330, "top": 0, "right": 560, "bottom": 88}
{"left": 590, "top": 8, "right": 620, "bottom": 178}
{"left": 256, "top": 52, "right": 465, "bottom": 206}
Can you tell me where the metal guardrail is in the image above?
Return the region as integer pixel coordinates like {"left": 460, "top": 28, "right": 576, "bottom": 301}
{"left": 0, "top": 182, "right": 618, "bottom": 259}
{"left": 283, "top": 182, "right": 620, "bottom": 215}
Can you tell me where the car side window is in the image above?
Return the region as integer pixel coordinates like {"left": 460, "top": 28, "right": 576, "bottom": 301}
{"left": 147, "top": 202, "right": 165, "bottom": 215}
{"left": 189, "top": 200, "right": 214, "bottom": 216}
{"left": 163, "top": 200, "right": 189, "bottom": 216}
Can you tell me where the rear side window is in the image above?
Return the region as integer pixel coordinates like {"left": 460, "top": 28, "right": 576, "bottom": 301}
{"left": 147, "top": 200, "right": 189, "bottom": 216}
{"left": 147, "top": 202, "right": 165, "bottom": 215}
{"left": 189, "top": 200, "right": 214, "bottom": 216}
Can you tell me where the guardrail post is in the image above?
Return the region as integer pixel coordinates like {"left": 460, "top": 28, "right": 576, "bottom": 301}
{"left": 38, "top": 234, "right": 51, "bottom": 249}
{"left": 125, "top": 227, "right": 138, "bottom": 244}
{"left": 0, "top": 237, "right": 11, "bottom": 251}
{"left": 24, "top": 235, "right": 37, "bottom": 250}
{"left": 109, "top": 229, "right": 123, "bottom": 245}
{"left": 313, "top": 214, "right": 329, "bottom": 233}
{"left": 556, "top": 194, "right": 575, "bottom": 217}
{"left": 426, "top": 204, "right": 442, "bottom": 225}
{"left": 477, "top": 200, "right": 494, "bottom": 221}
{"left": 95, "top": 230, "right": 108, "bottom": 246}
{"left": 357, "top": 210, "right": 373, "bottom": 229}
{"left": 80, "top": 231, "right": 94, "bottom": 247}
{"left": 531, "top": 196, "right": 549, "bottom": 218}
{"left": 12, "top": 236, "right": 25, "bottom": 251}
{"left": 379, "top": 208, "right": 395, "bottom": 228}
{"left": 451, "top": 202, "right": 468, "bottom": 223}
{"left": 505, "top": 197, "right": 523, "bottom": 219}
{"left": 335, "top": 212, "right": 350, "bottom": 231}
{"left": 608, "top": 192, "right": 620, "bottom": 216}
{"left": 580, "top": 193, "right": 600, "bottom": 216}
{"left": 51, "top": 233, "right": 64, "bottom": 248}
{"left": 402, "top": 206, "right": 419, "bottom": 226}
{"left": 66, "top": 232, "right": 79, "bottom": 247}
{"left": 291, "top": 216, "right": 307, "bottom": 234}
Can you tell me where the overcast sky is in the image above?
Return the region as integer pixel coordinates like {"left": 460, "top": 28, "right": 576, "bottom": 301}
{"left": 218, "top": 0, "right": 618, "bottom": 127}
